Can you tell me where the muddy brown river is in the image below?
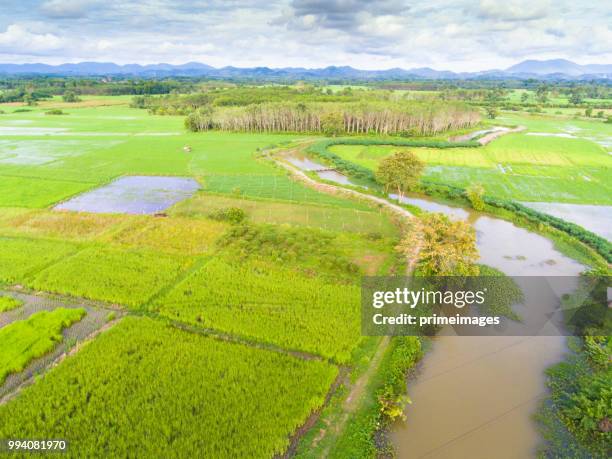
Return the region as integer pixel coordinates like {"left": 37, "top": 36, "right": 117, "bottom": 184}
{"left": 283, "top": 154, "right": 587, "bottom": 457}
{"left": 391, "top": 195, "right": 584, "bottom": 459}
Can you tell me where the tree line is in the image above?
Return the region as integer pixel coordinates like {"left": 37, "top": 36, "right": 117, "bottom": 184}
{"left": 185, "top": 101, "right": 479, "bottom": 136}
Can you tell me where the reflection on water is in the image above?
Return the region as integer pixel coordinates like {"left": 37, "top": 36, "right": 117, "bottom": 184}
{"left": 286, "top": 155, "right": 327, "bottom": 171}
{"left": 55, "top": 176, "right": 200, "bottom": 215}
{"left": 521, "top": 202, "right": 612, "bottom": 241}
{"left": 392, "top": 194, "right": 471, "bottom": 221}
{"left": 317, "top": 170, "right": 356, "bottom": 185}
{"left": 285, "top": 154, "right": 365, "bottom": 187}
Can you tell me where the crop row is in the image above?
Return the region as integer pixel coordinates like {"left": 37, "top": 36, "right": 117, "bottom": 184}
{"left": 0, "top": 307, "right": 86, "bottom": 385}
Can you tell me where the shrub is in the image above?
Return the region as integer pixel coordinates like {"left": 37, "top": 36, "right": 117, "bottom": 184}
{"left": 45, "top": 109, "right": 66, "bottom": 115}
{"left": 208, "top": 207, "right": 246, "bottom": 224}
{"left": 465, "top": 183, "right": 485, "bottom": 211}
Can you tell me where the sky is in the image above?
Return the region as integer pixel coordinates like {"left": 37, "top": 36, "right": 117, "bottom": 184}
{"left": 1, "top": 0, "right": 611, "bottom": 71}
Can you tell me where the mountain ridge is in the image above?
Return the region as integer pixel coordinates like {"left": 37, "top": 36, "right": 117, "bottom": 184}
{"left": 0, "top": 59, "right": 609, "bottom": 80}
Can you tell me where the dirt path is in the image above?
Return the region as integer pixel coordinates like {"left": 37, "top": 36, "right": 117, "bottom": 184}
{"left": 270, "top": 147, "right": 414, "bottom": 222}
{"left": 477, "top": 126, "right": 525, "bottom": 145}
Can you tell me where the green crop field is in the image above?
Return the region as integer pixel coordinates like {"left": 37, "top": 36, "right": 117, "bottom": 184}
{"left": 0, "top": 308, "right": 85, "bottom": 384}
{"left": 0, "top": 237, "right": 78, "bottom": 283}
{"left": 29, "top": 246, "right": 195, "bottom": 307}
{"left": 0, "top": 316, "right": 338, "bottom": 458}
{"left": 328, "top": 114, "right": 612, "bottom": 204}
{"left": 0, "top": 295, "right": 22, "bottom": 312}
{"left": 153, "top": 256, "right": 361, "bottom": 362}
{"left": 170, "top": 193, "right": 399, "bottom": 236}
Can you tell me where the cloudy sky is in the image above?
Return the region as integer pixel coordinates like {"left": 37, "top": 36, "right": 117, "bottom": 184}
{"left": 1, "top": 0, "right": 610, "bottom": 71}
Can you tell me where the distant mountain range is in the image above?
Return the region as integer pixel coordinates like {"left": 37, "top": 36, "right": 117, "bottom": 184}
{"left": 0, "top": 59, "right": 610, "bottom": 80}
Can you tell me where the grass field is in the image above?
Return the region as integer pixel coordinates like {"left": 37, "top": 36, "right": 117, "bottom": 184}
{"left": 0, "top": 237, "right": 78, "bottom": 283}
{"left": 0, "top": 316, "right": 338, "bottom": 458}
{"left": 329, "top": 113, "right": 612, "bottom": 204}
{"left": 0, "top": 307, "right": 85, "bottom": 384}
{"left": 170, "top": 193, "right": 399, "bottom": 236}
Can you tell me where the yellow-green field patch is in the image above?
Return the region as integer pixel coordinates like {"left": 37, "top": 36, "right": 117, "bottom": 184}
{"left": 110, "top": 216, "right": 228, "bottom": 255}
{"left": 30, "top": 246, "right": 194, "bottom": 307}
{"left": 171, "top": 193, "right": 399, "bottom": 236}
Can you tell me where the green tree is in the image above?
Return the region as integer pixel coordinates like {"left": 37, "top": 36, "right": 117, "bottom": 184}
{"left": 320, "top": 111, "right": 344, "bottom": 136}
{"left": 569, "top": 89, "right": 584, "bottom": 105}
{"left": 536, "top": 84, "right": 549, "bottom": 104}
{"left": 485, "top": 105, "right": 498, "bottom": 119}
{"left": 520, "top": 92, "right": 529, "bottom": 104}
{"left": 22, "top": 94, "right": 37, "bottom": 106}
{"left": 185, "top": 105, "right": 215, "bottom": 131}
{"left": 399, "top": 213, "right": 479, "bottom": 276}
{"left": 376, "top": 151, "right": 424, "bottom": 200}
{"left": 62, "top": 91, "right": 80, "bottom": 103}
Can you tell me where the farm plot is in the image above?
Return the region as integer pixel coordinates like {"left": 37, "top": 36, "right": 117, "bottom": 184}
{"left": 110, "top": 216, "right": 228, "bottom": 255}
{"left": 0, "top": 316, "right": 338, "bottom": 458}
{"left": 0, "top": 308, "right": 85, "bottom": 386}
{"left": 328, "top": 131, "right": 612, "bottom": 204}
{"left": 170, "top": 193, "right": 399, "bottom": 236}
{"left": 0, "top": 176, "right": 95, "bottom": 208}
{"left": 0, "top": 292, "right": 113, "bottom": 399}
{"left": 153, "top": 256, "right": 361, "bottom": 362}
{"left": 29, "top": 246, "right": 194, "bottom": 307}
{"left": 0, "top": 237, "right": 78, "bottom": 284}
{"left": 203, "top": 173, "right": 372, "bottom": 209}
{"left": 0, "top": 210, "right": 128, "bottom": 241}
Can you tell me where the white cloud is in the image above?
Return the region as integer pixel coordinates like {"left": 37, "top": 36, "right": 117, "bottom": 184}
{"left": 0, "top": 24, "right": 64, "bottom": 54}
{"left": 477, "top": 0, "right": 552, "bottom": 22}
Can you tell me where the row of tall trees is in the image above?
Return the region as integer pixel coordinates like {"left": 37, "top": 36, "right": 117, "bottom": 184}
{"left": 186, "top": 101, "right": 480, "bottom": 136}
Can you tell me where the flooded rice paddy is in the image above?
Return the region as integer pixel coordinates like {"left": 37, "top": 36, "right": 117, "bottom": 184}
{"left": 286, "top": 154, "right": 367, "bottom": 187}
{"left": 521, "top": 202, "right": 612, "bottom": 241}
{"left": 55, "top": 176, "right": 200, "bottom": 215}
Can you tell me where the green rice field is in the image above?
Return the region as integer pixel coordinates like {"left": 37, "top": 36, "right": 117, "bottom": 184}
{"left": 0, "top": 316, "right": 338, "bottom": 457}
{"left": 329, "top": 113, "right": 612, "bottom": 204}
